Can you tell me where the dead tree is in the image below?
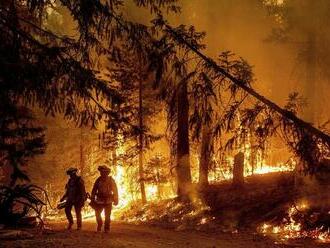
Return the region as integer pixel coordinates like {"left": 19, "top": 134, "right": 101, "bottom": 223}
{"left": 233, "top": 151, "right": 245, "bottom": 187}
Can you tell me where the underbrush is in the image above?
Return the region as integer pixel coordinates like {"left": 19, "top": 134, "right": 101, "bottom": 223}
{"left": 117, "top": 198, "right": 221, "bottom": 231}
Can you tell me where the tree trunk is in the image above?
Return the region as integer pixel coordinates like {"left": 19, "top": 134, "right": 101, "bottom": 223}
{"left": 79, "top": 129, "right": 85, "bottom": 177}
{"left": 112, "top": 148, "right": 117, "bottom": 167}
{"left": 233, "top": 151, "right": 245, "bottom": 187}
{"left": 157, "top": 183, "right": 164, "bottom": 200}
{"left": 249, "top": 145, "right": 257, "bottom": 175}
{"left": 164, "top": 23, "right": 330, "bottom": 146}
{"left": 176, "top": 80, "right": 192, "bottom": 200}
{"left": 139, "top": 79, "right": 147, "bottom": 204}
{"left": 199, "top": 124, "right": 212, "bottom": 187}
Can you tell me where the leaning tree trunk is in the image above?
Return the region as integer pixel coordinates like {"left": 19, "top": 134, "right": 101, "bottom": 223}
{"left": 164, "top": 23, "right": 330, "bottom": 146}
{"left": 199, "top": 124, "right": 212, "bottom": 187}
{"left": 176, "top": 80, "right": 192, "bottom": 200}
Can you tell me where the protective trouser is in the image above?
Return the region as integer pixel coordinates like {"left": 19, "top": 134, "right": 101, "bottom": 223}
{"left": 65, "top": 203, "right": 82, "bottom": 228}
{"left": 95, "top": 204, "right": 112, "bottom": 231}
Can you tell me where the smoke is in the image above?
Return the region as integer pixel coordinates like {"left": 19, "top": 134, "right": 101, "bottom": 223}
{"left": 297, "top": 172, "right": 330, "bottom": 210}
{"left": 172, "top": 0, "right": 330, "bottom": 124}
{"left": 172, "top": 0, "right": 294, "bottom": 102}
{"left": 26, "top": 0, "right": 330, "bottom": 196}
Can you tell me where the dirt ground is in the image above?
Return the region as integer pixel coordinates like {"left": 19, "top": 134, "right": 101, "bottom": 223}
{"left": 1, "top": 220, "right": 329, "bottom": 248}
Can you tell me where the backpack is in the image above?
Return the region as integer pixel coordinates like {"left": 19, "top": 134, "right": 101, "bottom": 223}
{"left": 65, "top": 176, "right": 87, "bottom": 206}
{"left": 95, "top": 176, "right": 114, "bottom": 199}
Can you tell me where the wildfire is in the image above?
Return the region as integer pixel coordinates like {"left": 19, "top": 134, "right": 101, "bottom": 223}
{"left": 207, "top": 139, "right": 296, "bottom": 183}
{"left": 44, "top": 141, "right": 297, "bottom": 227}
{"left": 208, "top": 160, "right": 294, "bottom": 182}
{"left": 259, "top": 202, "right": 330, "bottom": 243}
{"left": 252, "top": 163, "right": 294, "bottom": 175}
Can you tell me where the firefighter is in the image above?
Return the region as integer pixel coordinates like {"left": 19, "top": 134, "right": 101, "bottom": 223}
{"left": 91, "top": 165, "right": 118, "bottom": 233}
{"left": 60, "top": 167, "right": 86, "bottom": 230}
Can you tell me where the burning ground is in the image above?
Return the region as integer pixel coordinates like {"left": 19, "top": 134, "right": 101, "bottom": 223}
{"left": 117, "top": 172, "right": 330, "bottom": 245}
{"left": 1, "top": 171, "right": 330, "bottom": 247}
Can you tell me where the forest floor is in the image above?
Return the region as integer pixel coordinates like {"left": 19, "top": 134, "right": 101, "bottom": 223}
{"left": 1, "top": 172, "right": 329, "bottom": 247}
{"left": 1, "top": 220, "right": 329, "bottom": 248}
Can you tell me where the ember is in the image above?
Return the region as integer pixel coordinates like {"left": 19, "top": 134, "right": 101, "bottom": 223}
{"left": 259, "top": 202, "right": 330, "bottom": 243}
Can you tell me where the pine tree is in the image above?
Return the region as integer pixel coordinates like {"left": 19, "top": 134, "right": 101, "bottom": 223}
{"left": 0, "top": 0, "right": 178, "bottom": 183}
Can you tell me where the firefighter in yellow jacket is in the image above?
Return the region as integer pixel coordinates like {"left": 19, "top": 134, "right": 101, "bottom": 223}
{"left": 91, "top": 165, "right": 118, "bottom": 232}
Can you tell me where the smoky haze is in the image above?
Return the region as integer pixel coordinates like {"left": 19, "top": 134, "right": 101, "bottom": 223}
{"left": 27, "top": 0, "right": 330, "bottom": 188}
{"left": 170, "top": 0, "right": 329, "bottom": 124}
{"left": 175, "top": 0, "right": 294, "bottom": 101}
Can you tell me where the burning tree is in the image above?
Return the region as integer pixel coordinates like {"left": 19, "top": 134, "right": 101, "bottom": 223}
{"left": 144, "top": 154, "right": 172, "bottom": 200}
{"left": 152, "top": 14, "right": 330, "bottom": 176}
{"left": 1, "top": 0, "right": 329, "bottom": 215}
{"left": 98, "top": 45, "right": 165, "bottom": 203}
{"left": 0, "top": 0, "right": 182, "bottom": 225}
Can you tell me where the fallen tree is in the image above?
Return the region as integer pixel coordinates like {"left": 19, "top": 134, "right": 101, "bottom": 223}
{"left": 157, "top": 17, "right": 330, "bottom": 146}
{"left": 150, "top": 15, "right": 330, "bottom": 174}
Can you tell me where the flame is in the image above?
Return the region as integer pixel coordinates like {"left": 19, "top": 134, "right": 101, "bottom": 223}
{"left": 206, "top": 138, "right": 295, "bottom": 183}
{"left": 259, "top": 202, "right": 330, "bottom": 243}
{"left": 252, "top": 163, "right": 294, "bottom": 175}
{"left": 43, "top": 137, "right": 296, "bottom": 224}
{"left": 208, "top": 159, "right": 294, "bottom": 183}
{"left": 145, "top": 185, "right": 158, "bottom": 199}
{"left": 113, "top": 165, "right": 131, "bottom": 207}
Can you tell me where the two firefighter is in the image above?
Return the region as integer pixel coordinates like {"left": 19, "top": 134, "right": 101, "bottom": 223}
{"left": 60, "top": 165, "right": 118, "bottom": 232}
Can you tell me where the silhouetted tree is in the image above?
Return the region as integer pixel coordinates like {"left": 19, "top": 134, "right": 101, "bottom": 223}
{"left": 0, "top": 0, "right": 178, "bottom": 183}
{"left": 150, "top": 23, "right": 206, "bottom": 199}
{"left": 101, "top": 46, "right": 164, "bottom": 203}
{"left": 0, "top": 104, "right": 45, "bottom": 186}
{"left": 145, "top": 154, "right": 170, "bottom": 199}
{"left": 153, "top": 15, "right": 330, "bottom": 174}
